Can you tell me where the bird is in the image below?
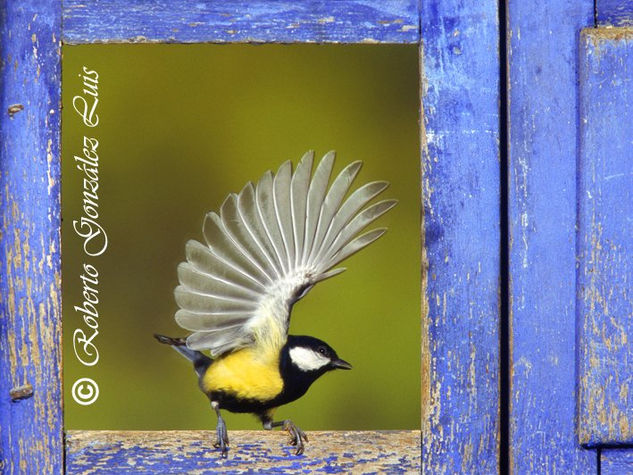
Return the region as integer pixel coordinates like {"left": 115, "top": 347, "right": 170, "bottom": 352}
{"left": 155, "top": 150, "right": 396, "bottom": 457}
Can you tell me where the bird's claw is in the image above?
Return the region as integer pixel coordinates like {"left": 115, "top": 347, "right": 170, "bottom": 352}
{"left": 283, "top": 420, "right": 308, "bottom": 456}
{"left": 214, "top": 416, "right": 230, "bottom": 457}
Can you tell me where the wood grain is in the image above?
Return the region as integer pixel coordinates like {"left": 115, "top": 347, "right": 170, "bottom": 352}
{"left": 577, "top": 27, "right": 633, "bottom": 447}
{"left": 0, "top": 0, "right": 63, "bottom": 473}
{"left": 65, "top": 430, "right": 420, "bottom": 473}
{"left": 506, "top": 0, "right": 596, "bottom": 471}
{"left": 62, "top": 0, "right": 419, "bottom": 44}
{"left": 420, "top": 0, "right": 501, "bottom": 472}
{"left": 597, "top": 0, "right": 633, "bottom": 27}
{"left": 602, "top": 449, "right": 633, "bottom": 474}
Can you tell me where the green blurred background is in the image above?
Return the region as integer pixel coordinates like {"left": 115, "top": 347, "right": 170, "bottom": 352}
{"left": 62, "top": 44, "right": 420, "bottom": 430}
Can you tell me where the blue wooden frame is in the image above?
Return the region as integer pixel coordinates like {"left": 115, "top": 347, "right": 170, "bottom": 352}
{"left": 5, "top": 0, "right": 628, "bottom": 472}
{"left": 0, "top": 1, "right": 63, "bottom": 473}
{"left": 8, "top": 0, "right": 496, "bottom": 472}
{"left": 62, "top": 1, "right": 420, "bottom": 44}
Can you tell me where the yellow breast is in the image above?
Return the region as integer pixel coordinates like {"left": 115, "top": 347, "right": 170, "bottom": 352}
{"left": 201, "top": 347, "right": 284, "bottom": 402}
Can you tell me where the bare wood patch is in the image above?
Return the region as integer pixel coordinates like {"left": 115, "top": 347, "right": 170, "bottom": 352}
{"left": 66, "top": 430, "right": 420, "bottom": 473}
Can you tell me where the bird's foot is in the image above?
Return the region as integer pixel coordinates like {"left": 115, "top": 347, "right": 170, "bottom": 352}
{"left": 282, "top": 420, "right": 308, "bottom": 456}
{"left": 213, "top": 414, "right": 229, "bottom": 458}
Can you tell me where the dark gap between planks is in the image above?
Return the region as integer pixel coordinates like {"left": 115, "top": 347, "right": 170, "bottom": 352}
{"left": 499, "top": 0, "right": 511, "bottom": 474}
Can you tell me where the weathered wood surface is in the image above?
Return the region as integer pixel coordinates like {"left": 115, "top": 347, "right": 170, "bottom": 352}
{"left": 506, "top": 0, "right": 596, "bottom": 471}
{"left": 420, "top": 0, "right": 500, "bottom": 472}
{"left": 597, "top": 0, "right": 633, "bottom": 26}
{"left": 577, "top": 27, "right": 633, "bottom": 447}
{"left": 0, "top": 0, "right": 63, "bottom": 473}
{"left": 66, "top": 430, "right": 420, "bottom": 473}
{"left": 601, "top": 449, "right": 633, "bottom": 474}
{"left": 62, "top": 0, "right": 419, "bottom": 44}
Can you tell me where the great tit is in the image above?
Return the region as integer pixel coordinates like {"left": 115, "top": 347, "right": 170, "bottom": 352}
{"left": 155, "top": 150, "right": 395, "bottom": 457}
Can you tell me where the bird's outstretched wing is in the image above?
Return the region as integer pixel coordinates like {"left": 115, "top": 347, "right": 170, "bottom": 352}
{"left": 174, "top": 151, "right": 396, "bottom": 356}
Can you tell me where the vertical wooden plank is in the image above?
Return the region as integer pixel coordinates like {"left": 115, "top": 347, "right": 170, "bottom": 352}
{"left": 507, "top": 0, "right": 596, "bottom": 471}
{"left": 420, "top": 1, "right": 501, "bottom": 472}
{"left": 0, "top": 0, "right": 63, "bottom": 472}
{"left": 577, "top": 28, "right": 633, "bottom": 447}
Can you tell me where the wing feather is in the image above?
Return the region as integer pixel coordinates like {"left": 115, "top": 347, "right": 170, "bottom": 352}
{"left": 321, "top": 200, "right": 398, "bottom": 267}
{"left": 203, "top": 212, "right": 270, "bottom": 286}
{"left": 177, "top": 263, "right": 259, "bottom": 301}
{"left": 308, "top": 160, "right": 363, "bottom": 266}
{"left": 175, "top": 309, "right": 251, "bottom": 332}
{"left": 237, "top": 183, "right": 283, "bottom": 278}
{"left": 174, "top": 151, "right": 395, "bottom": 357}
{"left": 327, "top": 228, "right": 387, "bottom": 268}
{"left": 185, "top": 240, "right": 264, "bottom": 292}
{"left": 174, "top": 286, "right": 257, "bottom": 314}
{"left": 302, "top": 151, "right": 335, "bottom": 265}
{"left": 290, "top": 151, "right": 314, "bottom": 267}
{"left": 256, "top": 171, "right": 288, "bottom": 273}
{"left": 310, "top": 181, "right": 390, "bottom": 266}
{"left": 186, "top": 326, "right": 254, "bottom": 354}
{"left": 220, "top": 193, "right": 275, "bottom": 284}
{"left": 273, "top": 161, "right": 295, "bottom": 268}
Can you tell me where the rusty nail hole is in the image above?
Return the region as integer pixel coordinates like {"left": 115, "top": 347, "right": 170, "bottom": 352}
{"left": 8, "top": 104, "right": 24, "bottom": 117}
{"left": 10, "top": 383, "right": 33, "bottom": 401}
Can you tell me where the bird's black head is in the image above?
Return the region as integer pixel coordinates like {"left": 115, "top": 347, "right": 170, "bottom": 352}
{"left": 276, "top": 335, "right": 352, "bottom": 405}
{"left": 284, "top": 335, "right": 352, "bottom": 375}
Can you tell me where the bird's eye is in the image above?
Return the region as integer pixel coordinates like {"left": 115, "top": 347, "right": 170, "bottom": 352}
{"left": 318, "top": 347, "right": 327, "bottom": 355}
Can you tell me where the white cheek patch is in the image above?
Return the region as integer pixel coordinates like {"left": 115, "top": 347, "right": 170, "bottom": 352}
{"left": 289, "top": 347, "right": 330, "bottom": 371}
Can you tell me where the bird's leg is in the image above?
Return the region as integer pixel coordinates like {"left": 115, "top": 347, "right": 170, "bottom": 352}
{"left": 211, "top": 401, "right": 229, "bottom": 457}
{"left": 262, "top": 417, "right": 308, "bottom": 456}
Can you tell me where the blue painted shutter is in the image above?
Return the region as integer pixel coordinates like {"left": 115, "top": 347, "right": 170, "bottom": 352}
{"left": 577, "top": 26, "right": 633, "bottom": 459}
{"left": 577, "top": 5, "right": 633, "bottom": 473}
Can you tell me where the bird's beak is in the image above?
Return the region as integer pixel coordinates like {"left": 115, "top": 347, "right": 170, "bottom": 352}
{"left": 332, "top": 358, "right": 352, "bottom": 370}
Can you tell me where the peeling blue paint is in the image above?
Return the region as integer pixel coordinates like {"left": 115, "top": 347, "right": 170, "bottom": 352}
{"left": 421, "top": 0, "right": 620, "bottom": 471}
{"left": 65, "top": 431, "right": 420, "bottom": 472}
{"left": 421, "top": 0, "right": 501, "bottom": 472}
{"left": 62, "top": 1, "right": 420, "bottom": 44}
{"left": 602, "top": 449, "right": 633, "bottom": 474}
{"left": 577, "top": 27, "right": 633, "bottom": 448}
{"left": 0, "top": 0, "right": 63, "bottom": 472}
{"left": 597, "top": 0, "right": 633, "bottom": 26}
{"left": 507, "top": 0, "right": 596, "bottom": 472}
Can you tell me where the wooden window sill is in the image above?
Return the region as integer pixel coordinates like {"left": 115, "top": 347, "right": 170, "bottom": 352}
{"left": 66, "top": 430, "right": 421, "bottom": 473}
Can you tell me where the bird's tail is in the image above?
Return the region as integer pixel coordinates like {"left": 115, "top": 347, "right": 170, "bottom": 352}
{"left": 154, "top": 333, "right": 212, "bottom": 377}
